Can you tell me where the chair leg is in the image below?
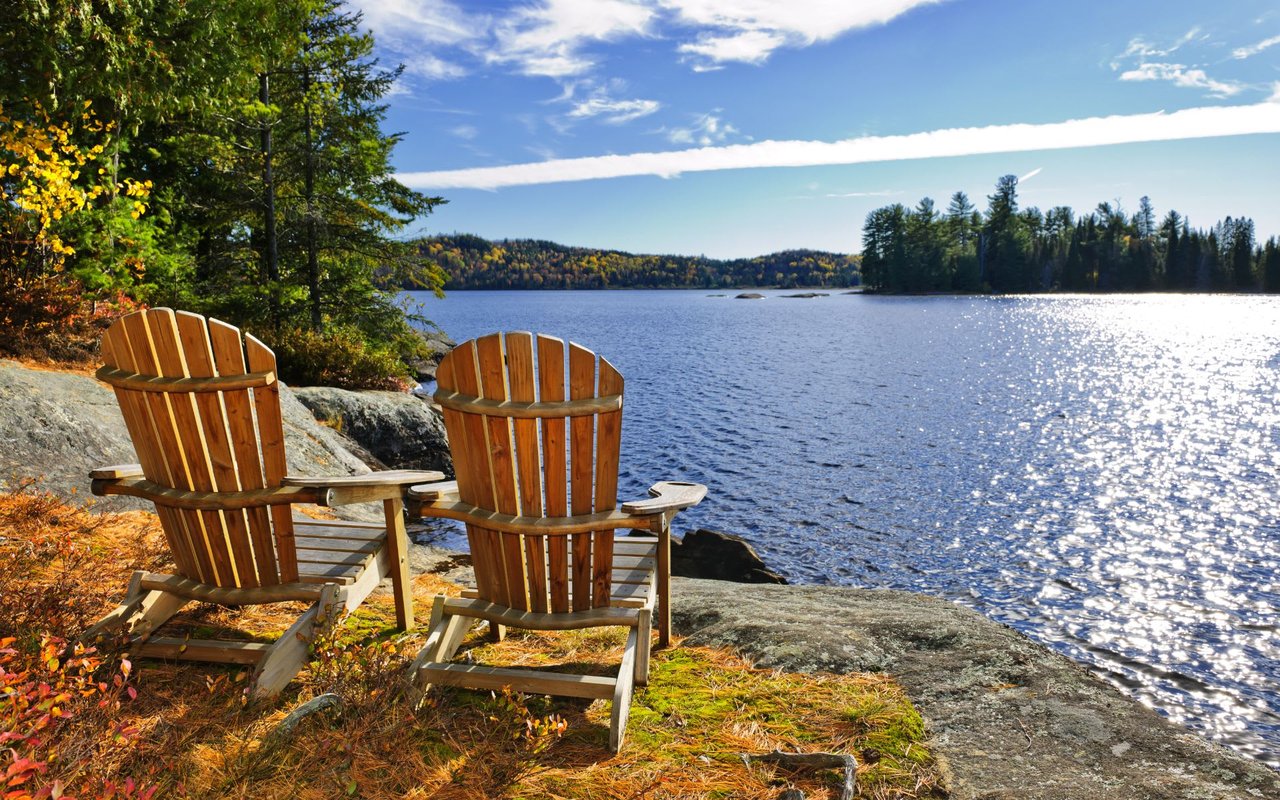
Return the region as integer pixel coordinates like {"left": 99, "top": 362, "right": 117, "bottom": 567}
{"left": 654, "top": 512, "right": 672, "bottom": 648}
{"left": 488, "top": 622, "right": 506, "bottom": 642}
{"left": 251, "top": 584, "right": 340, "bottom": 699}
{"left": 78, "top": 571, "right": 187, "bottom": 650}
{"left": 635, "top": 607, "right": 652, "bottom": 687}
{"left": 609, "top": 626, "right": 640, "bottom": 753}
{"left": 383, "top": 497, "right": 415, "bottom": 631}
{"left": 408, "top": 596, "right": 473, "bottom": 688}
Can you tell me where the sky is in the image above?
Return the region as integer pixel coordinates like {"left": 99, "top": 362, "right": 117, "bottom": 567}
{"left": 351, "top": 0, "right": 1280, "bottom": 258}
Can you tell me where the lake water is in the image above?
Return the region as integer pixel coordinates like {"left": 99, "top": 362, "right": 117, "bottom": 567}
{"left": 403, "top": 289, "right": 1280, "bottom": 766}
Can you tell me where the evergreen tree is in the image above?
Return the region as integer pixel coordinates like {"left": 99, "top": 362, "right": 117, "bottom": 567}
{"left": 981, "top": 175, "right": 1031, "bottom": 291}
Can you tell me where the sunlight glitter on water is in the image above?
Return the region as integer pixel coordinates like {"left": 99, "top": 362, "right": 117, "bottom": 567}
{"left": 410, "top": 290, "right": 1280, "bottom": 765}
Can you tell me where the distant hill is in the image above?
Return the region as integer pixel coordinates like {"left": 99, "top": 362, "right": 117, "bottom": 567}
{"left": 404, "top": 234, "right": 861, "bottom": 290}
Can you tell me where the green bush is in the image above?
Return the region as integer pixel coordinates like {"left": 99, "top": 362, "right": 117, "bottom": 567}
{"left": 269, "top": 325, "right": 414, "bottom": 390}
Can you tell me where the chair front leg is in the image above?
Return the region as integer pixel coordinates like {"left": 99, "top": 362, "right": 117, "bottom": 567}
{"left": 383, "top": 496, "right": 415, "bottom": 630}
{"left": 652, "top": 511, "right": 673, "bottom": 648}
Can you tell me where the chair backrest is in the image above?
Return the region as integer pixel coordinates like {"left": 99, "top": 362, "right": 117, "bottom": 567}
{"left": 435, "top": 332, "right": 623, "bottom": 613}
{"left": 99, "top": 308, "right": 298, "bottom": 588}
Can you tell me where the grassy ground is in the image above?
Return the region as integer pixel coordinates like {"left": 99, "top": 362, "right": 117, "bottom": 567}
{"left": 0, "top": 485, "right": 945, "bottom": 799}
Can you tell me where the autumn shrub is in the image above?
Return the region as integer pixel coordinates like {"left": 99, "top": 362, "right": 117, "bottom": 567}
{"left": 269, "top": 324, "right": 415, "bottom": 390}
{"left": 0, "top": 487, "right": 159, "bottom": 799}
{"left": 0, "top": 101, "right": 157, "bottom": 364}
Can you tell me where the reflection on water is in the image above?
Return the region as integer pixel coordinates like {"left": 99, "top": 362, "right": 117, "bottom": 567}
{"left": 408, "top": 290, "right": 1280, "bottom": 765}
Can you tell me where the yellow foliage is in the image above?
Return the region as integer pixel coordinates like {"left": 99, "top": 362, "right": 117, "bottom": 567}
{"left": 0, "top": 102, "right": 148, "bottom": 274}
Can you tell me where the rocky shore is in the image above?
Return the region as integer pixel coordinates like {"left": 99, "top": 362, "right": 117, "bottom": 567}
{"left": 2, "top": 358, "right": 1275, "bottom": 798}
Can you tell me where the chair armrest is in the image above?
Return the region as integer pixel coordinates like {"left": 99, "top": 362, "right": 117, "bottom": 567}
{"left": 282, "top": 469, "right": 445, "bottom": 506}
{"left": 621, "top": 481, "right": 707, "bottom": 516}
{"left": 90, "top": 464, "right": 144, "bottom": 480}
{"left": 407, "top": 480, "right": 459, "bottom": 502}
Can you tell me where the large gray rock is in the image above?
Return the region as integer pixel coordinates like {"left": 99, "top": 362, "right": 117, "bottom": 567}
{"left": 292, "top": 386, "right": 452, "bottom": 476}
{"left": 0, "top": 360, "right": 377, "bottom": 519}
{"left": 671, "top": 579, "right": 1280, "bottom": 800}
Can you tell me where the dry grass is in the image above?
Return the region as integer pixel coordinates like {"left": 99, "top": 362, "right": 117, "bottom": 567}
{"left": 0, "top": 486, "right": 944, "bottom": 799}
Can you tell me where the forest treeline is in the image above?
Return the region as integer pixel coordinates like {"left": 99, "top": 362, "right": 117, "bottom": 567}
{"left": 406, "top": 234, "right": 862, "bottom": 289}
{"left": 861, "top": 174, "right": 1280, "bottom": 293}
{"left": 1, "top": 0, "right": 444, "bottom": 387}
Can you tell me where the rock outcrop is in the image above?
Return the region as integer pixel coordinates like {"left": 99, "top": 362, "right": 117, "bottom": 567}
{"left": 671, "top": 579, "right": 1280, "bottom": 800}
{"left": 671, "top": 529, "right": 787, "bottom": 584}
{"left": 407, "top": 327, "right": 455, "bottom": 383}
{"left": 0, "top": 360, "right": 376, "bottom": 518}
{"left": 292, "top": 387, "right": 452, "bottom": 476}
{"left": 735, "top": 292, "right": 765, "bottom": 299}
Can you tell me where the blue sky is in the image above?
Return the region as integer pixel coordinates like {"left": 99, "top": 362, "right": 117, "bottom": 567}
{"left": 352, "top": 0, "right": 1280, "bottom": 258}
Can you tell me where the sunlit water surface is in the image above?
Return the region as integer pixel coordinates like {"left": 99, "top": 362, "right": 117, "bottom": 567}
{"left": 405, "top": 290, "right": 1280, "bottom": 765}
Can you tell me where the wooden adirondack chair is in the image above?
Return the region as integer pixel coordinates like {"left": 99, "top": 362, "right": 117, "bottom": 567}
{"left": 83, "top": 308, "right": 443, "bottom": 697}
{"left": 406, "top": 332, "right": 706, "bottom": 752}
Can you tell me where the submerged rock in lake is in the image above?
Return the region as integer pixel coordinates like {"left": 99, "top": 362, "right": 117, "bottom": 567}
{"left": 781, "top": 292, "right": 830, "bottom": 298}
{"left": 671, "top": 528, "right": 787, "bottom": 584}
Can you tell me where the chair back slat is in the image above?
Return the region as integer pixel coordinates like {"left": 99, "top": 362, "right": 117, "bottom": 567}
{"left": 536, "top": 336, "right": 570, "bottom": 613}
{"left": 506, "top": 333, "right": 547, "bottom": 612}
{"left": 207, "top": 319, "right": 279, "bottom": 585}
{"left": 100, "top": 309, "right": 299, "bottom": 588}
{"left": 148, "top": 310, "right": 239, "bottom": 586}
{"left": 103, "top": 319, "right": 201, "bottom": 579}
{"left": 175, "top": 312, "right": 258, "bottom": 586}
{"left": 441, "top": 340, "right": 505, "bottom": 605}
{"left": 593, "top": 359, "right": 624, "bottom": 606}
{"left": 120, "top": 310, "right": 219, "bottom": 582}
{"left": 436, "top": 332, "right": 624, "bottom": 613}
{"left": 246, "top": 334, "right": 295, "bottom": 582}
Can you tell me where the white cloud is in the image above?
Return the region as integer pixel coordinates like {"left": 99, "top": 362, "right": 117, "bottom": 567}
{"left": 1116, "top": 27, "right": 1201, "bottom": 62}
{"left": 488, "top": 0, "right": 654, "bottom": 77}
{"left": 1232, "top": 34, "right": 1280, "bottom": 59}
{"left": 678, "top": 30, "right": 788, "bottom": 64}
{"left": 396, "top": 101, "right": 1280, "bottom": 190}
{"left": 666, "top": 112, "right": 740, "bottom": 145}
{"left": 403, "top": 53, "right": 468, "bottom": 81}
{"left": 662, "top": 0, "right": 945, "bottom": 65}
{"left": 358, "top": 0, "right": 482, "bottom": 44}
{"left": 568, "top": 95, "right": 661, "bottom": 123}
{"left": 450, "top": 124, "right": 479, "bottom": 139}
{"left": 825, "top": 190, "right": 899, "bottom": 198}
{"left": 1118, "top": 62, "right": 1243, "bottom": 97}
{"left": 1018, "top": 167, "right": 1043, "bottom": 182}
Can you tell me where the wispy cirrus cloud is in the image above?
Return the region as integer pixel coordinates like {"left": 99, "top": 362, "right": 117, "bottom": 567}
{"left": 824, "top": 190, "right": 900, "bottom": 198}
{"left": 487, "top": 0, "right": 654, "bottom": 77}
{"left": 568, "top": 94, "right": 661, "bottom": 124}
{"left": 1118, "top": 62, "right": 1243, "bottom": 98}
{"left": 665, "top": 112, "right": 741, "bottom": 145}
{"left": 1018, "top": 167, "right": 1043, "bottom": 183}
{"left": 1232, "top": 34, "right": 1280, "bottom": 59}
{"left": 357, "top": 0, "right": 480, "bottom": 80}
{"left": 402, "top": 53, "right": 468, "bottom": 81}
{"left": 662, "top": 0, "right": 946, "bottom": 67}
{"left": 1114, "top": 27, "right": 1203, "bottom": 63}
{"left": 1110, "top": 28, "right": 1246, "bottom": 98}
{"left": 397, "top": 100, "right": 1280, "bottom": 190}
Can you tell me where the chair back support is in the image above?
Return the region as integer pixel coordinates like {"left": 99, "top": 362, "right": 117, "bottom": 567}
{"left": 435, "top": 332, "right": 624, "bottom": 613}
{"left": 100, "top": 308, "right": 297, "bottom": 587}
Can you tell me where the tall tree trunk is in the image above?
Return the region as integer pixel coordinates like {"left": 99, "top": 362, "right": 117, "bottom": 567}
{"left": 303, "top": 67, "right": 321, "bottom": 332}
{"left": 260, "top": 73, "right": 280, "bottom": 327}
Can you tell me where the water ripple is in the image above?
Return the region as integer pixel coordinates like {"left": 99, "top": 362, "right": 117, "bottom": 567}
{"left": 410, "top": 290, "right": 1280, "bottom": 767}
